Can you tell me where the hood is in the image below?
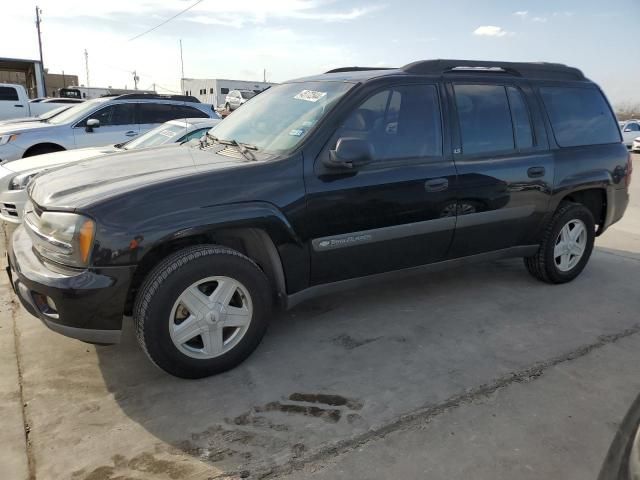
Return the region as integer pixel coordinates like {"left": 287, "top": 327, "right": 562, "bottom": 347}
{"left": 29, "top": 144, "right": 251, "bottom": 210}
{"left": 0, "top": 121, "right": 58, "bottom": 135}
{"left": 0, "top": 116, "right": 44, "bottom": 126}
{"left": 3, "top": 145, "right": 118, "bottom": 174}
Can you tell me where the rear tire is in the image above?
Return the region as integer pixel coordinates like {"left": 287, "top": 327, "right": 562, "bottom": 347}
{"left": 133, "top": 245, "right": 273, "bottom": 379}
{"left": 524, "top": 202, "right": 595, "bottom": 284}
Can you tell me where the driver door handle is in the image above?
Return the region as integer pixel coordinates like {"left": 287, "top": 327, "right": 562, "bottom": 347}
{"left": 125, "top": 131, "right": 138, "bottom": 137}
{"left": 425, "top": 178, "right": 449, "bottom": 192}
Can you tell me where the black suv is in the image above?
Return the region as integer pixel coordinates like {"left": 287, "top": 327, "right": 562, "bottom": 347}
{"left": 7, "top": 60, "right": 631, "bottom": 378}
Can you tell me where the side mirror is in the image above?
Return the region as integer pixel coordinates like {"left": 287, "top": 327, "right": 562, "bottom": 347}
{"left": 324, "top": 137, "right": 374, "bottom": 169}
{"left": 85, "top": 118, "right": 100, "bottom": 132}
{"left": 624, "top": 128, "right": 632, "bottom": 133}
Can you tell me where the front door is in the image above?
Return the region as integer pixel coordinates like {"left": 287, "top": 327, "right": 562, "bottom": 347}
{"left": 73, "top": 102, "right": 139, "bottom": 148}
{"left": 305, "top": 83, "right": 457, "bottom": 285}
{"left": 446, "top": 81, "right": 554, "bottom": 257}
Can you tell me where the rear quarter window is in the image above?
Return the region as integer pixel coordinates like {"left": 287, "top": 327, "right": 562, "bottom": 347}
{"left": 0, "top": 87, "right": 19, "bottom": 101}
{"left": 540, "top": 86, "right": 620, "bottom": 147}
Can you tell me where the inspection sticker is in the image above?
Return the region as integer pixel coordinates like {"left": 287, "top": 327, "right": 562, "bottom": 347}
{"left": 294, "top": 90, "right": 327, "bottom": 102}
{"left": 289, "top": 129, "right": 305, "bottom": 136}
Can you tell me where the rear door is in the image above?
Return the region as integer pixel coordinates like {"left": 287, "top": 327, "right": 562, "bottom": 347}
{"left": 73, "top": 102, "right": 138, "bottom": 148}
{"left": 305, "top": 82, "right": 457, "bottom": 285}
{"left": 0, "top": 86, "right": 26, "bottom": 120}
{"left": 446, "top": 81, "right": 554, "bottom": 257}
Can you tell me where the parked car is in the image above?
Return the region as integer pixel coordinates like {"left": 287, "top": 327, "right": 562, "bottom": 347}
{"left": 7, "top": 59, "right": 630, "bottom": 378}
{"left": 0, "top": 117, "right": 220, "bottom": 223}
{"left": 0, "top": 104, "right": 72, "bottom": 126}
{"left": 0, "top": 84, "right": 81, "bottom": 120}
{"left": 224, "top": 89, "right": 256, "bottom": 111}
{"left": 0, "top": 93, "right": 218, "bottom": 163}
{"left": 621, "top": 119, "right": 640, "bottom": 148}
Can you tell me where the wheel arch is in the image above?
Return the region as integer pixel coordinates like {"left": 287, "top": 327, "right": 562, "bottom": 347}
{"left": 123, "top": 226, "right": 288, "bottom": 316}
{"left": 557, "top": 187, "right": 607, "bottom": 235}
{"left": 23, "top": 142, "right": 66, "bottom": 158}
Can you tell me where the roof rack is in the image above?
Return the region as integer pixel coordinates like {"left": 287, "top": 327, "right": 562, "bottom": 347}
{"left": 402, "top": 59, "right": 585, "bottom": 80}
{"left": 324, "top": 66, "right": 396, "bottom": 74}
{"left": 114, "top": 93, "right": 201, "bottom": 103}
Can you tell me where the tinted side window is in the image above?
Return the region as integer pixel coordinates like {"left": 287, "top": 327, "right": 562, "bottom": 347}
{"left": 171, "top": 105, "right": 208, "bottom": 119}
{"left": 80, "top": 103, "right": 135, "bottom": 127}
{"left": 454, "top": 84, "right": 514, "bottom": 155}
{"left": 335, "top": 84, "right": 442, "bottom": 161}
{"left": 625, "top": 123, "right": 640, "bottom": 132}
{"left": 507, "top": 87, "right": 533, "bottom": 149}
{"left": 540, "top": 86, "right": 620, "bottom": 147}
{"left": 138, "top": 104, "right": 176, "bottom": 124}
{"left": 0, "top": 87, "right": 19, "bottom": 101}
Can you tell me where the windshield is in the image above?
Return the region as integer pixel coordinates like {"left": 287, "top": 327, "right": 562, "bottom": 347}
{"left": 47, "top": 98, "right": 109, "bottom": 125}
{"left": 124, "top": 122, "right": 193, "bottom": 150}
{"left": 240, "top": 91, "right": 256, "bottom": 99}
{"left": 210, "top": 81, "right": 353, "bottom": 154}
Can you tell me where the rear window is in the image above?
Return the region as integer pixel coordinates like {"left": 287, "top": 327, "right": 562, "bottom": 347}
{"left": 540, "top": 86, "right": 620, "bottom": 147}
{"left": 0, "top": 86, "right": 19, "bottom": 101}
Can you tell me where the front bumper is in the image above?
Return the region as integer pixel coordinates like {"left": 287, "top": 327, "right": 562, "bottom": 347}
{"left": 0, "top": 188, "right": 27, "bottom": 223}
{"left": 7, "top": 225, "right": 135, "bottom": 344}
{"left": 0, "top": 143, "right": 25, "bottom": 163}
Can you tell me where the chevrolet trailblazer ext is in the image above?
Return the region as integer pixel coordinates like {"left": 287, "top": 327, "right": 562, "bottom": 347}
{"left": 7, "top": 60, "right": 631, "bottom": 378}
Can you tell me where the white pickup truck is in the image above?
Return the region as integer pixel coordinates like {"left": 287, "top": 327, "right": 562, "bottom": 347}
{"left": 0, "top": 84, "right": 80, "bottom": 121}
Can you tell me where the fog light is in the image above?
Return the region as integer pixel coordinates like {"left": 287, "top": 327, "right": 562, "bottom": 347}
{"left": 32, "top": 292, "right": 59, "bottom": 318}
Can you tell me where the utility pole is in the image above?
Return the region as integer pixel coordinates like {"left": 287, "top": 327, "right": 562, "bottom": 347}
{"left": 35, "top": 6, "right": 46, "bottom": 95}
{"left": 179, "top": 39, "right": 185, "bottom": 94}
{"left": 263, "top": 68, "right": 266, "bottom": 83}
{"left": 132, "top": 70, "right": 139, "bottom": 90}
{"left": 84, "top": 49, "right": 90, "bottom": 88}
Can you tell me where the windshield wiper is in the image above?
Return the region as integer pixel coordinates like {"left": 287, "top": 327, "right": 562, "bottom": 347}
{"left": 203, "top": 134, "right": 258, "bottom": 161}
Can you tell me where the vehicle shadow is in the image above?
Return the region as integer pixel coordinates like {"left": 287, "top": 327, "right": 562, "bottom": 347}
{"left": 89, "top": 247, "right": 640, "bottom": 478}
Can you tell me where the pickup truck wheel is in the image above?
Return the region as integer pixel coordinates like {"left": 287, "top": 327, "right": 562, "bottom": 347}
{"left": 133, "top": 245, "right": 272, "bottom": 378}
{"left": 524, "top": 202, "right": 595, "bottom": 284}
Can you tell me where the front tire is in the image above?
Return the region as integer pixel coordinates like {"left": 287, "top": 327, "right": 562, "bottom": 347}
{"left": 133, "top": 245, "right": 273, "bottom": 378}
{"left": 524, "top": 202, "right": 595, "bottom": 284}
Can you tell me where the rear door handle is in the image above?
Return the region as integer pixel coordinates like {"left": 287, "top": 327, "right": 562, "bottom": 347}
{"left": 14, "top": 104, "right": 24, "bottom": 108}
{"left": 425, "top": 178, "right": 449, "bottom": 192}
{"left": 527, "top": 166, "right": 545, "bottom": 178}
{"left": 125, "top": 131, "right": 138, "bottom": 137}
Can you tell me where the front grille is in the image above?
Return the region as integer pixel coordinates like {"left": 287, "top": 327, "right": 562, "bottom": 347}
{"left": 1, "top": 203, "right": 18, "bottom": 217}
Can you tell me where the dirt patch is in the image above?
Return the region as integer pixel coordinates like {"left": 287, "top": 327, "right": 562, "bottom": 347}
{"left": 331, "top": 333, "right": 381, "bottom": 350}
{"left": 288, "top": 393, "right": 363, "bottom": 410}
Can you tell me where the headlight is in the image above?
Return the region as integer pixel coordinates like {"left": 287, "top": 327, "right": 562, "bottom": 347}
{"left": 0, "top": 134, "right": 19, "bottom": 146}
{"left": 23, "top": 201, "right": 96, "bottom": 267}
{"left": 9, "top": 171, "right": 41, "bottom": 190}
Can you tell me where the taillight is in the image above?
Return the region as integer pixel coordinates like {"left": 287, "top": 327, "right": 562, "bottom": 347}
{"left": 627, "top": 153, "right": 633, "bottom": 187}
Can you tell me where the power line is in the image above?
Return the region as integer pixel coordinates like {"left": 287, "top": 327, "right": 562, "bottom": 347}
{"left": 128, "top": 0, "right": 205, "bottom": 42}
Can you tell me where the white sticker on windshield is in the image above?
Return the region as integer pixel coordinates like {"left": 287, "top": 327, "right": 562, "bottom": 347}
{"left": 159, "top": 129, "right": 177, "bottom": 138}
{"left": 289, "top": 129, "right": 305, "bottom": 136}
{"left": 294, "top": 90, "right": 327, "bottom": 102}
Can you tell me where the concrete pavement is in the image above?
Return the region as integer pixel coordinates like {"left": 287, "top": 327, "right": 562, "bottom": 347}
{"left": 1, "top": 156, "right": 638, "bottom": 479}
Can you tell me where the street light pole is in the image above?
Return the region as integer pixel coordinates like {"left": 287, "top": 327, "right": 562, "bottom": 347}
{"left": 35, "top": 6, "right": 46, "bottom": 96}
{"left": 179, "top": 39, "right": 185, "bottom": 94}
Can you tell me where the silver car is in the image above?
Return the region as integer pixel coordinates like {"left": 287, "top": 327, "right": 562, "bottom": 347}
{"left": 224, "top": 89, "right": 256, "bottom": 111}
{"left": 621, "top": 119, "right": 640, "bottom": 149}
{"left": 0, "top": 117, "right": 220, "bottom": 223}
{"left": 0, "top": 93, "right": 217, "bottom": 163}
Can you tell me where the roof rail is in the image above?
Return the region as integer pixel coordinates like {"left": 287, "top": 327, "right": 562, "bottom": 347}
{"left": 325, "top": 66, "right": 396, "bottom": 74}
{"left": 402, "top": 59, "right": 585, "bottom": 80}
{"left": 114, "top": 93, "right": 201, "bottom": 103}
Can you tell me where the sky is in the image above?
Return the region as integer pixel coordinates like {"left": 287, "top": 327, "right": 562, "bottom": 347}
{"left": 1, "top": 0, "right": 638, "bottom": 105}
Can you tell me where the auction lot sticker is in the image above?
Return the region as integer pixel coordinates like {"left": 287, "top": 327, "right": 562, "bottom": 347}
{"left": 294, "top": 90, "right": 327, "bottom": 102}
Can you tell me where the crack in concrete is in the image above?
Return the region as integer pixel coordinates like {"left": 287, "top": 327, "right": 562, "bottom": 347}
{"left": 10, "top": 296, "right": 36, "bottom": 480}
{"left": 255, "top": 324, "right": 640, "bottom": 479}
